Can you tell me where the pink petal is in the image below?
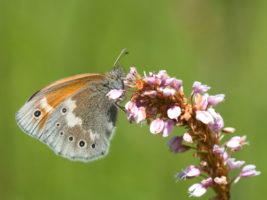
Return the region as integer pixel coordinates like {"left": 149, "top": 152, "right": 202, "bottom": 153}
{"left": 189, "top": 184, "right": 207, "bottom": 197}
{"left": 160, "top": 88, "right": 176, "bottom": 96}
{"left": 162, "top": 120, "right": 175, "bottom": 137}
{"left": 196, "top": 111, "right": 214, "bottom": 124}
{"left": 135, "top": 107, "right": 146, "bottom": 123}
{"left": 208, "top": 94, "right": 225, "bottom": 106}
{"left": 143, "top": 90, "right": 157, "bottom": 98}
{"left": 165, "top": 78, "right": 183, "bottom": 91}
{"left": 192, "top": 81, "right": 210, "bottom": 93}
{"left": 183, "top": 132, "right": 193, "bottom": 143}
{"left": 150, "top": 118, "right": 164, "bottom": 134}
{"left": 167, "top": 136, "right": 190, "bottom": 153}
{"left": 106, "top": 89, "right": 124, "bottom": 101}
{"left": 167, "top": 106, "right": 181, "bottom": 120}
{"left": 227, "top": 158, "right": 245, "bottom": 170}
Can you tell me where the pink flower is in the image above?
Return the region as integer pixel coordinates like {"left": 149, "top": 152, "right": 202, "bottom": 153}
{"left": 106, "top": 89, "right": 124, "bottom": 101}
{"left": 213, "top": 144, "right": 225, "bottom": 155}
{"left": 165, "top": 78, "right": 183, "bottom": 91}
{"left": 167, "top": 106, "right": 181, "bottom": 120}
{"left": 167, "top": 136, "right": 190, "bottom": 153}
{"left": 196, "top": 111, "right": 214, "bottom": 124}
{"left": 183, "top": 132, "right": 193, "bottom": 143}
{"left": 125, "top": 101, "right": 146, "bottom": 123}
{"left": 188, "top": 177, "right": 212, "bottom": 197}
{"left": 234, "top": 165, "right": 261, "bottom": 183}
{"left": 196, "top": 109, "right": 224, "bottom": 131}
{"left": 240, "top": 165, "right": 261, "bottom": 177}
{"left": 150, "top": 118, "right": 164, "bottom": 134}
{"left": 214, "top": 176, "right": 227, "bottom": 185}
{"left": 213, "top": 144, "right": 227, "bottom": 159}
{"left": 208, "top": 94, "right": 225, "bottom": 106}
{"left": 124, "top": 67, "right": 140, "bottom": 87}
{"left": 160, "top": 88, "right": 176, "bottom": 96}
{"left": 227, "top": 158, "right": 245, "bottom": 170}
{"left": 156, "top": 70, "right": 170, "bottom": 86}
{"left": 192, "top": 81, "right": 211, "bottom": 93}
{"left": 143, "top": 76, "right": 160, "bottom": 86}
{"left": 162, "top": 120, "right": 175, "bottom": 137}
{"left": 199, "top": 93, "right": 209, "bottom": 110}
{"left": 208, "top": 108, "right": 224, "bottom": 132}
{"left": 176, "top": 165, "right": 201, "bottom": 180}
{"left": 157, "top": 70, "right": 170, "bottom": 80}
{"left": 226, "top": 135, "right": 248, "bottom": 150}
{"left": 143, "top": 90, "right": 157, "bottom": 98}
{"left": 135, "top": 107, "right": 146, "bottom": 123}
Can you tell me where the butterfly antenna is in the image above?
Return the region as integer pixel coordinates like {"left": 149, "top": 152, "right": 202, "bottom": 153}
{"left": 113, "top": 48, "right": 129, "bottom": 70}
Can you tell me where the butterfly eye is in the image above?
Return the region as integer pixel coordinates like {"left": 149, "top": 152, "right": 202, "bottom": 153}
{"left": 33, "top": 110, "right": 42, "bottom": 118}
{"left": 79, "top": 140, "right": 86, "bottom": 148}
{"left": 61, "top": 107, "right": 67, "bottom": 114}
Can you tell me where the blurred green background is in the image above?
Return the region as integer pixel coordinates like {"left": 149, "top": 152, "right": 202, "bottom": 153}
{"left": 0, "top": 0, "right": 266, "bottom": 199}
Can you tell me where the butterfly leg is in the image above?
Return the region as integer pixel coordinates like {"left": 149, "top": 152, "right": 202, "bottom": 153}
{"left": 114, "top": 101, "right": 126, "bottom": 113}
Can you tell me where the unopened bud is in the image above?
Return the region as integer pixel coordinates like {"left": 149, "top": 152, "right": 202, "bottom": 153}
{"left": 214, "top": 176, "right": 227, "bottom": 185}
{"left": 222, "top": 127, "right": 235, "bottom": 134}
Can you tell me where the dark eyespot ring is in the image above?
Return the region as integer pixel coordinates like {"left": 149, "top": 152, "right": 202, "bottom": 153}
{"left": 79, "top": 140, "right": 85, "bottom": 147}
{"left": 91, "top": 144, "right": 95, "bottom": 149}
{"left": 61, "top": 107, "right": 67, "bottom": 114}
{"left": 68, "top": 136, "right": 73, "bottom": 141}
{"left": 34, "top": 110, "right": 41, "bottom": 118}
{"left": 60, "top": 131, "right": 64, "bottom": 136}
{"left": 56, "top": 122, "right": 60, "bottom": 127}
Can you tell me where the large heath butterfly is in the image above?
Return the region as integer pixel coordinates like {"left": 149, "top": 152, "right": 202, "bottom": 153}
{"left": 16, "top": 49, "right": 127, "bottom": 162}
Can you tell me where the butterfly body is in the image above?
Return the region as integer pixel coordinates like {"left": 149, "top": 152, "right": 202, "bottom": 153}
{"left": 16, "top": 67, "right": 124, "bottom": 162}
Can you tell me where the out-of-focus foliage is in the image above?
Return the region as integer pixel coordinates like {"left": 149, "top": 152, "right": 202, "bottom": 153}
{"left": 0, "top": 0, "right": 265, "bottom": 199}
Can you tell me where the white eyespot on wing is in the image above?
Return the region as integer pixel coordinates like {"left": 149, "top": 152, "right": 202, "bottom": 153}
{"left": 64, "top": 98, "right": 82, "bottom": 127}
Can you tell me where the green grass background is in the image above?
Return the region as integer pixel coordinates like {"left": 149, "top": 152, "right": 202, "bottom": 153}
{"left": 0, "top": 0, "right": 266, "bottom": 199}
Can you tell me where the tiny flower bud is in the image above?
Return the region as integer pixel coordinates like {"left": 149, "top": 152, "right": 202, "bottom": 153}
{"left": 176, "top": 165, "right": 201, "bottom": 180}
{"left": 234, "top": 165, "right": 261, "bottom": 183}
{"left": 214, "top": 176, "right": 227, "bottom": 185}
{"left": 222, "top": 127, "right": 236, "bottom": 134}
{"left": 196, "top": 111, "right": 214, "bottom": 124}
{"left": 183, "top": 132, "right": 193, "bottom": 143}
{"left": 226, "top": 135, "right": 248, "bottom": 150}
{"left": 160, "top": 88, "right": 176, "bottom": 96}
{"left": 240, "top": 165, "right": 261, "bottom": 178}
{"left": 208, "top": 94, "right": 225, "bottom": 106}
{"left": 150, "top": 118, "right": 164, "bottom": 134}
{"left": 227, "top": 158, "right": 245, "bottom": 170}
{"left": 143, "top": 76, "right": 160, "bottom": 86}
{"left": 167, "top": 106, "right": 181, "bottom": 120}
{"left": 162, "top": 120, "right": 175, "bottom": 137}
{"left": 192, "top": 81, "right": 211, "bottom": 93}
{"left": 167, "top": 136, "right": 190, "bottom": 153}
{"left": 208, "top": 108, "right": 224, "bottom": 132}
{"left": 143, "top": 90, "right": 157, "bottom": 98}
{"left": 165, "top": 78, "right": 183, "bottom": 91}
{"left": 189, "top": 183, "right": 207, "bottom": 197}
{"left": 188, "top": 177, "right": 212, "bottom": 197}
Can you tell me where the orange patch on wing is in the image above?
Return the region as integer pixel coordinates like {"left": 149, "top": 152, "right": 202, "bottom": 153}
{"left": 36, "top": 74, "right": 105, "bottom": 129}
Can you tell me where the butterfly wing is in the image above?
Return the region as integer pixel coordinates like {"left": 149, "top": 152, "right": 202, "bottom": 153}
{"left": 16, "top": 72, "right": 122, "bottom": 162}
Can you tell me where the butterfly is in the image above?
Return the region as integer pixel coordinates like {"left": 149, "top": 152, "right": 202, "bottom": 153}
{"left": 16, "top": 49, "right": 127, "bottom": 162}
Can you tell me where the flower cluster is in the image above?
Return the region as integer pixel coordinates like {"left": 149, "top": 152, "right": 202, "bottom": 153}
{"left": 106, "top": 68, "right": 260, "bottom": 199}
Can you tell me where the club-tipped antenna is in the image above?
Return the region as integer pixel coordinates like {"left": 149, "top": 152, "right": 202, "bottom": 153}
{"left": 113, "top": 48, "right": 129, "bottom": 70}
